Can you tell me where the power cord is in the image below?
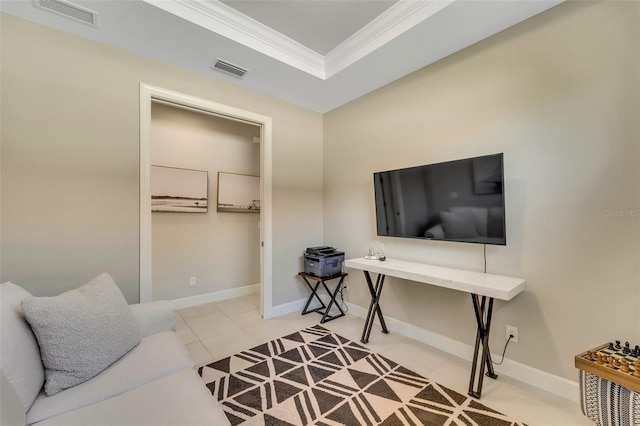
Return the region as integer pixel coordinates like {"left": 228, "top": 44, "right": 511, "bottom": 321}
{"left": 492, "top": 335, "right": 513, "bottom": 366}
{"left": 483, "top": 243, "right": 513, "bottom": 366}
{"left": 483, "top": 244, "right": 487, "bottom": 274}
{"left": 339, "top": 285, "right": 349, "bottom": 314}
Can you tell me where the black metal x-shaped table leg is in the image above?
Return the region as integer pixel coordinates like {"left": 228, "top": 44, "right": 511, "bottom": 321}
{"left": 468, "top": 294, "right": 498, "bottom": 399}
{"left": 361, "top": 271, "right": 389, "bottom": 343}
{"left": 299, "top": 273, "right": 347, "bottom": 323}
{"left": 300, "top": 276, "right": 326, "bottom": 315}
{"left": 318, "top": 276, "right": 347, "bottom": 323}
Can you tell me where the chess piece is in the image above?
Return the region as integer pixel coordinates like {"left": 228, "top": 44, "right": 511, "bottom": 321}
{"left": 634, "top": 345, "right": 640, "bottom": 357}
{"left": 615, "top": 340, "right": 622, "bottom": 350}
{"left": 587, "top": 351, "right": 595, "bottom": 361}
{"left": 597, "top": 354, "right": 604, "bottom": 365}
{"left": 633, "top": 360, "right": 640, "bottom": 378}
{"left": 620, "top": 359, "right": 630, "bottom": 373}
{"left": 609, "top": 342, "right": 615, "bottom": 351}
{"left": 611, "top": 358, "right": 620, "bottom": 369}
{"left": 624, "top": 342, "right": 631, "bottom": 355}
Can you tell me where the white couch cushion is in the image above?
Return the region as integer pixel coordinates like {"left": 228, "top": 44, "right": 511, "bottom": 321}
{"left": 33, "top": 369, "right": 230, "bottom": 426}
{"left": 1, "top": 370, "right": 27, "bottom": 426}
{"left": 27, "top": 331, "right": 193, "bottom": 424}
{"left": 0, "top": 282, "right": 45, "bottom": 410}
{"left": 21, "top": 273, "right": 141, "bottom": 396}
{"left": 128, "top": 300, "right": 176, "bottom": 337}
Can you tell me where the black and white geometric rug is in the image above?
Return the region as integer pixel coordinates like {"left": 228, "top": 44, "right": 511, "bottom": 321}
{"left": 198, "top": 325, "right": 525, "bottom": 425}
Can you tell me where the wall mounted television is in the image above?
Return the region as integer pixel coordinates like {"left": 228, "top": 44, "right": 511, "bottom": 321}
{"left": 373, "top": 153, "right": 506, "bottom": 245}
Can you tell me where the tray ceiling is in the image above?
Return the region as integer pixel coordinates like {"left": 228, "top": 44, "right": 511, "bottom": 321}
{"left": 1, "top": 0, "right": 564, "bottom": 112}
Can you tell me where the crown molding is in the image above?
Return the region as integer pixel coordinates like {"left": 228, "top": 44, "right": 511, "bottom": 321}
{"left": 0, "top": 0, "right": 569, "bottom": 111}
{"left": 141, "top": 0, "right": 458, "bottom": 81}
{"left": 324, "top": 0, "right": 455, "bottom": 78}
{"left": 141, "top": 0, "right": 326, "bottom": 79}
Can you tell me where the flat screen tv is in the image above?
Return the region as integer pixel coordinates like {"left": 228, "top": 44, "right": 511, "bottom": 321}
{"left": 373, "top": 153, "right": 506, "bottom": 245}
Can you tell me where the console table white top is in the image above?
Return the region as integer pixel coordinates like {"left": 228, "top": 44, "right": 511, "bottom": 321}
{"left": 345, "top": 257, "right": 526, "bottom": 301}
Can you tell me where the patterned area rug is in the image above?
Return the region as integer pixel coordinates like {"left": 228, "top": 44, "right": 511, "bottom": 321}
{"left": 198, "top": 325, "right": 525, "bottom": 425}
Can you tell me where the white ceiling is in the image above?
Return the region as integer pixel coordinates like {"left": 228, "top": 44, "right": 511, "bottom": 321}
{"left": 220, "top": 0, "right": 399, "bottom": 55}
{"left": 1, "top": 0, "right": 563, "bottom": 113}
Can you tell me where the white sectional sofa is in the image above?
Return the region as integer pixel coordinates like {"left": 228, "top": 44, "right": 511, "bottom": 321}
{"left": 0, "top": 281, "right": 230, "bottom": 426}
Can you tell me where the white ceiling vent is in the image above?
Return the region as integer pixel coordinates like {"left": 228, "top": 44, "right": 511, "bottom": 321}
{"left": 34, "top": 0, "right": 98, "bottom": 27}
{"left": 211, "top": 58, "right": 249, "bottom": 78}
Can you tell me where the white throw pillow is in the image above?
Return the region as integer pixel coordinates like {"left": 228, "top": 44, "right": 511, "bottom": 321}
{"left": 0, "top": 283, "right": 45, "bottom": 410}
{"left": 21, "top": 273, "right": 141, "bottom": 396}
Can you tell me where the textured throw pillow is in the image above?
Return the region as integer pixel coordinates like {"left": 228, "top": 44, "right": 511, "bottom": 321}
{"left": 21, "top": 273, "right": 141, "bottom": 396}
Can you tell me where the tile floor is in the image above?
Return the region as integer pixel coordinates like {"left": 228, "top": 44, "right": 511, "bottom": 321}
{"left": 176, "top": 294, "right": 593, "bottom": 426}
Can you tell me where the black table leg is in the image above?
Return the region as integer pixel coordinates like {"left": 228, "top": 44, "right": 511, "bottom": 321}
{"left": 300, "top": 276, "right": 326, "bottom": 315}
{"left": 365, "top": 272, "right": 389, "bottom": 333}
{"left": 298, "top": 273, "right": 348, "bottom": 324}
{"left": 468, "top": 294, "right": 498, "bottom": 399}
{"left": 361, "top": 271, "right": 388, "bottom": 343}
{"left": 319, "top": 275, "right": 346, "bottom": 323}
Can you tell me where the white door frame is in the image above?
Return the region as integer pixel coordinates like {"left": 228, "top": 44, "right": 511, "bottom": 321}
{"left": 139, "top": 83, "right": 273, "bottom": 319}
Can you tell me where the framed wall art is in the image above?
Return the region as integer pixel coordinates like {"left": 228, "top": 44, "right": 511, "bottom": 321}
{"left": 151, "top": 165, "right": 208, "bottom": 213}
{"left": 217, "top": 172, "right": 260, "bottom": 213}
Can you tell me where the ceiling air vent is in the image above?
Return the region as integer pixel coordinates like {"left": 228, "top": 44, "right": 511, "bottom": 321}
{"left": 34, "top": 0, "right": 98, "bottom": 27}
{"left": 211, "top": 59, "right": 249, "bottom": 78}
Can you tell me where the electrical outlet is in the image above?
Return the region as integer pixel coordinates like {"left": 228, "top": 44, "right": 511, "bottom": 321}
{"left": 189, "top": 276, "right": 197, "bottom": 287}
{"left": 506, "top": 325, "right": 518, "bottom": 343}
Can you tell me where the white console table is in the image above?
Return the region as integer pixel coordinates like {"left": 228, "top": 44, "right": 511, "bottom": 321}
{"left": 344, "top": 257, "right": 526, "bottom": 399}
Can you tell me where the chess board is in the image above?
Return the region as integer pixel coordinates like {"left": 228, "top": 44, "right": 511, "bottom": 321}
{"left": 575, "top": 341, "right": 640, "bottom": 393}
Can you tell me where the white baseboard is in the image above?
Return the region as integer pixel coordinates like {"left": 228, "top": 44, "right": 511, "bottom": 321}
{"left": 171, "top": 283, "right": 260, "bottom": 310}
{"left": 270, "top": 297, "right": 309, "bottom": 318}
{"left": 175, "top": 288, "right": 578, "bottom": 402}
{"left": 346, "top": 302, "right": 579, "bottom": 403}
{"left": 270, "top": 294, "right": 335, "bottom": 318}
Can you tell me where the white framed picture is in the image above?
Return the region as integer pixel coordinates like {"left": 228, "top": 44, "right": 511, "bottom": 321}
{"left": 217, "top": 172, "right": 260, "bottom": 213}
{"left": 151, "top": 166, "right": 208, "bottom": 213}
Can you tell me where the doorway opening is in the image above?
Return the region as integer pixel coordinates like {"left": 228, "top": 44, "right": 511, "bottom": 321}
{"left": 139, "top": 84, "right": 273, "bottom": 318}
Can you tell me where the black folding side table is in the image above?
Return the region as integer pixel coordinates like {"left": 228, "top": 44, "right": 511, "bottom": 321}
{"left": 298, "top": 272, "right": 348, "bottom": 323}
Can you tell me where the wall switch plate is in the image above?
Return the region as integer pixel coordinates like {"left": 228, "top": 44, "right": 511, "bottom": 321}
{"left": 189, "top": 276, "right": 197, "bottom": 286}
{"left": 506, "top": 325, "right": 518, "bottom": 343}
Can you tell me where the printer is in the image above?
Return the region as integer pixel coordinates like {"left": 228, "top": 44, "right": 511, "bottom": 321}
{"left": 304, "top": 246, "right": 345, "bottom": 277}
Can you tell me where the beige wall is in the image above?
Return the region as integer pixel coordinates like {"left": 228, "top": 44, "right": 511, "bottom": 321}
{"left": 2, "top": 1, "right": 639, "bottom": 384}
{"left": 151, "top": 103, "right": 260, "bottom": 301}
{"left": 0, "top": 13, "right": 323, "bottom": 305}
{"left": 323, "top": 1, "right": 640, "bottom": 381}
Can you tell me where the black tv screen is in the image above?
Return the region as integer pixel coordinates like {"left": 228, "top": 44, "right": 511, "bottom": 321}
{"left": 373, "top": 153, "right": 506, "bottom": 245}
